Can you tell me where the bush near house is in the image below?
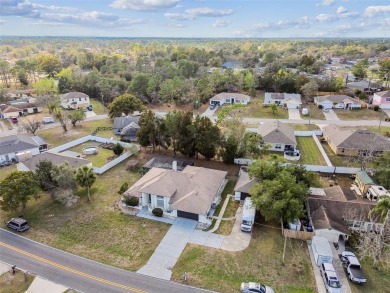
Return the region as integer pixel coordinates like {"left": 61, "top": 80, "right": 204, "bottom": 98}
{"left": 152, "top": 208, "right": 163, "bottom": 217}
{"left": 123, "top": 195, "right": 139, "bottom": 206}
{"left": 373, "top": 105, "right": 379, "bottom": 111}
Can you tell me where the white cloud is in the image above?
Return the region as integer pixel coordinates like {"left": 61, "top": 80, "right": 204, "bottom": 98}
{"left": 31, "top": 3, "right": 77, "bottom": 12}
{"left": 318, "top": 0, "right": 335, "bottom": 7}
{"left": 336, "top": 6, "right": 347, "bottom": 14}
{"left": 185, "top": 7, "right": 234, "bottom": 17}
{"left": 0, "top": 0, "right": 39, "bottom": 17}
{"left": 364, "top": 6, "right": 390, "bottom": 18}
{"left": 213, "top": 19, "right": 229, "bottom": 27}
{"left": 164, "top": 7, "right": 234, "bottom": 21}
{"left": 110, "top": 0, "right": 181, "bottom": 11}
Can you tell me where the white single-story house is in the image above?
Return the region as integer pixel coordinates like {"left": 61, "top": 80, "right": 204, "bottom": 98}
{"left": 372, "top": 90, "right": 390, "bottom": 109}
{"left": 263, "top": 93, "right": 302, "bottom": 109}
{"left": 60, "top": 92, "right": 90, "bottom": 110}
{"left": 0, "top": 134, "right": 48, "bottom": 163}
{"left": 314, "top": 95, "right": 362, "bottom": 110}
{"left": 123, "top": 166, "right": 227, "bottom": 224}
{"left": 17, "top": 152, "right": 91, "bottom": 172}
{"left": 209, "top": 92, "right": 251, "bottom": 106}
{"left": 257, "top": 120, "right": 296, "bottom": 152}
{"left": 0, "top": 103, "right": 41, "bottom": 119}
{"left": 308, "top": 186, "right": 382, "bottom": 243}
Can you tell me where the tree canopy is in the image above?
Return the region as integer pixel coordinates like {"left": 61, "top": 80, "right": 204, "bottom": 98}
{"left": 108, "top": 94, "right": 143, "bottom": 118}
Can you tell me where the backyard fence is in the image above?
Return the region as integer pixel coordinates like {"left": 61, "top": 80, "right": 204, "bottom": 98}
{"left": 92, "top": 126, "right": 113, "bottom": 136}
{"left": 293, "top": 130, "right": 323, "bottom": 136}
{"left": 282, "top": 228, "right": 314, "bottom": 241}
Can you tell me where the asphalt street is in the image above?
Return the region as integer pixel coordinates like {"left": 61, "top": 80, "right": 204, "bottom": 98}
{"left": 0, "top": 229, "right": 216, "bottom": 293}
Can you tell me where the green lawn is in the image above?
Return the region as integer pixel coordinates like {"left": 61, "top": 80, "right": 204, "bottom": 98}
{"left": 321, "top": 142, "right": 361, "bottom": 167}
{"left": 0, "top": 165, "right": 16, "bottom": 182}
{"left": 37, "top": 119, "right": 115, "bottom": 147}
{"left": 0, "top": 160, "right": 170, "bottom": 272}
{"left": 300, "top": 103, "right": 326, "bottom": 120}
{"left": 290, "top": 124, "right": 321, "bottom": 131}
{"left": 172, "top": 226, "right": 316, "bottom": 293}
{"left": 89, "top": 99, "right": 107, "bottom": 114}
{"left": 0, "top": 271, "right": 34, "bottom": 293}
{"left": 296, "top": 137, "right": 327, "bottom": 165}
{"left": 226, "top": 96, "right": 289, "bottom": 119}
{"left": 335, "top": 108, "right": 384, "bottom": 121}
{"left": 66, "top": 142, "right": 115, "bottom": 167}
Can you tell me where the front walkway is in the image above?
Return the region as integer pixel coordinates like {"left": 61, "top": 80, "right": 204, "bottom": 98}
{"left": 323, "top": 109, "right": 339, "bottom": 120}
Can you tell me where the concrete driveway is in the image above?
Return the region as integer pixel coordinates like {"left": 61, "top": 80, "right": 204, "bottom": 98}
{"left": 323, "top": 109, "right": 339, "bottom": 120}
{"left": 201, "top": 106, "right": 218, "bottom": 117}
{"left": 288, "top": 108, "right": 302, "bottom": 120}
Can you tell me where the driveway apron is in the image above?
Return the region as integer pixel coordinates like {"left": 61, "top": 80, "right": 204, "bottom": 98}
{"left": 323, "top": 109, "right": 339, "bottom": 120}
{"left": 288, "top": 108, "right": 302, "bottom": 120}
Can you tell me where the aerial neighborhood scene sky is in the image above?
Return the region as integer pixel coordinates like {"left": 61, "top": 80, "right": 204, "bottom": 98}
{"left": 1, "top": 0, "right": 390, "bottom": 37}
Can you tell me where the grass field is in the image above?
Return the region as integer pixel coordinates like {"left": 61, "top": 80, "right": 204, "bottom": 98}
{"left": 36, "top": 119, "right": 115, "bottom": 147}
{"left": 172, "top": 226, "right": 316, "bottom": 293}
{"left": 0, "top": 160, "right": 170, "bottom": 271}
{"left": 67, "top": 142, "right": 114, "bottom": 167}
{"left": 335, "top": 108, "right": 384, "bottom": 121}
{"left": 0, "top": 271, "right": 34, "bottom": 293}
{"left": 0, "top": 165, "right": 16, "bottom": 181}
{"left": 300, "top": 103, "right": 326, "bottom": 120}
{"left": 89, "top": 99, "right": 107, "bottom": 115}
{"left": 296, "top": 137, "right": 327, "bottom": 165}
{"left": 290, "top": 124, "right": 321, "bottom": 131}
{"left": 227, "top": 97, "right": 289, "bottom": 119}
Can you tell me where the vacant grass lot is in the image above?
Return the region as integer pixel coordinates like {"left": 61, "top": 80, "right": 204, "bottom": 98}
{"left": 172, "top": 226, "right": 316, "bottom": 293}
{"left": 300, "top": 103, "right": 326, "bottom": 120}
{"left": 0, "top": 271, "right": 34, "bottom": 293}
{"left": 67, "top": 142, "right": 114, "bottom": 167}
{"left": 296, "top": 137, "right": 327, "bottom": 165}
{"left": 0, "top": 160, "right": 170, "bottom": 271}
{"left": 335, "top": 108, "right": 383, "bottom": 120}
{"left": 37, "top": 119, "right": 115, "bottom": 147}
{"left": 227, "top": 97, "right": 289, "bottom": 119}
{"left": 89, "top": 99, "right": 107, "bottom": 114}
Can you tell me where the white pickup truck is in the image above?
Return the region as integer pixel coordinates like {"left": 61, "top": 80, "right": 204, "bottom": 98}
{"left": 341, "top": 251, "right": 367, "bottom": 284}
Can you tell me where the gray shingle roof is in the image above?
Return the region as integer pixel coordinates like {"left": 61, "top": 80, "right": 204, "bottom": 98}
{"left": 315, "top": 95, "right": 361, "bottom": 105}
{"left": 323, "top": 124, "right": 390, "bottom": 151}
{"left": 234, "top": 170, "right": 257, "bottom": 193}
{"left": 257, "top": 121, "right": 296, "bottom": 145}
{"left": 20, "top": 152, "right": 90, "bottom": 171}
{"left": 0, "top": 134, "right": 45, "bottom": 156}
{"left": 113, "top": 116, "right": 140, "bottom": 130}
{"left": 59, "top": 92, "right": 89, "bottom": 100}
{"left": 210, "top": 92, "right": 251, "bottom": 102}
{"left": 375, "top": 90, "right": 390, "bottom": 97}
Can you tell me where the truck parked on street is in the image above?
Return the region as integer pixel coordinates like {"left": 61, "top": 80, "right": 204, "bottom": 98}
{"left": 241, "top": 197, "right": 255, "bottom": 232}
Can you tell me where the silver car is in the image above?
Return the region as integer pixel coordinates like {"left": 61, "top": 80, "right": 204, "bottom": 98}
{"left": 240, "top": 282, "right": 275, "bottom": 293}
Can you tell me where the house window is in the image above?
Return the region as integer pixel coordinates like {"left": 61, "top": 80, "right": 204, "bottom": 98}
{"left": 275, "top": 144, "right": 282, "bottom": 149}
{"left": 156, "top": 196, "right": 164, "bottom": 209}
{"left": 386, "top": 97, "right": 390, "bottom": 102}
{"left": 225, "top": 98, "right": 230, "bottom": 103}
{"left": 342, "top": 148, "right": 345, "bottom": 153}
{"left": 79, "top": 98, "right": 82, "bottom": 101}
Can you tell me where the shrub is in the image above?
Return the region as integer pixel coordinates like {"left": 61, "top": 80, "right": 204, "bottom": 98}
{"left": 123, "top": 195, "right": 139, "bottom": 206}
{"left": 152, "top": 208, "right": 163, "bottom": 217}
{"left": 118, "top": 182, "right": 129, "bottom": 195}
{"left": 112, "top": 143, "right": 124, "bottom": 156}
{"left": 318, "top": 105, "right": 323, "bottom": 109}
{"left": 373, "top": 105, "right": 379, "bottom": 111}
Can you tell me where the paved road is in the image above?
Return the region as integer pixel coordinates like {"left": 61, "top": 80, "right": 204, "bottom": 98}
{"left": 0, "top": 229, "right": 215, "bottom": 293}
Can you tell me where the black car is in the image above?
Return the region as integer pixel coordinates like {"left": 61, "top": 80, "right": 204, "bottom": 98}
{"left": 209, "top": 103, "right": 216, "bottom": 110}
{"left": 6, "top": 217, "right": 29, "bottom": 232}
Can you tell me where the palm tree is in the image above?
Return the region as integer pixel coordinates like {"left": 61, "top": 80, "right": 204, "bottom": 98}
{"left": 270, "top": 103, "right": 278, "bottom": 115}
{"left": 75, "top": 166, "right": 96, "bottom": 202}
{"left": 369, "top": 196, "right": 390, "bottom": 222}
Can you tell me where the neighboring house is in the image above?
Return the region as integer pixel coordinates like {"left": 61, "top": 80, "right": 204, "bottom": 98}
{"left": 345, "top": 80, "right": 382, "bottom": 95}
{"left": 257, "top": 120, "right": 297, "bottom": 152}
{"left": 222, "top": 61, "right": 243, "bottom": 70}
{"left": 0, "top": 134, "right": 48, "bottom": 163}
{"left": 234, "top": 166, "right": 257, "bottom": 201}
{"left": 142, "top": 157, "right": 194, "bottom": 173}
{"left": 308, "top": 186, "right": 382, "bottom": 243}
{"left": 372, "top": 90, "right": 390, "bottom": 109}
{"left": 263, "top": 93, "right": 302, "bottom": 109}
{"left": 113, "top": 116, "right": 141, "bottom": 142}
{"left": 17, "top": 152, "right": 91, "bottom": 172}
{"left": 354, "top": 170, "right": 376, "bottom": 194}
{"left": 314, "top": 95, "right": 362, "bottom": 110}
{"left": 60, "top": 92, "right": 90, "bottom": 109}
{"left": 323, "top": 124, "right": 390, "bottom": 157}
{"left": 209, "top": 92, "right": 251, "bottom": 106}
{"left": 123, "top": 166, "right": 227, "bottom": 224}
{"left": 0, "top": 103, "right": 41, "bottom": 119}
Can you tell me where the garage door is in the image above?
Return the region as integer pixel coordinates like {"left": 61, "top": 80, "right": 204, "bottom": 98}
{"left": 177, "top": 210, "right": 198, "bottom": 221}
{"left": 240, "top": 192, "right": 250, "bottom": 201}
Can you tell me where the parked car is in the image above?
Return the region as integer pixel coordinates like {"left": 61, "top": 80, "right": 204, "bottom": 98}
{"left": 340, "top": 251, "right": 356, "bottom": 263}
{"left": 323, "top": 108, "right": 330, "bottom": 113}
{"left": 6, "top": 217, "right": 29, "bottom": 232}
{"left": 319, "top": 262, "right": 342, "bottom": 293}
{"left": 240, "top": 282, "right": 274, "bottom": 293}
{"left": 342, "top": 253, "right": 366, "bottom": 284}
{"left": 42, "top": 116, "right": 54, "bottom": 124}
{"left": 87, "top": 105, "right": 93, "bottom": 111}
{"left": 10, "top": 116, "right": 18, "bottom": 124}
{"left": 209, "top": 103, "right": 216, "bottom": 110}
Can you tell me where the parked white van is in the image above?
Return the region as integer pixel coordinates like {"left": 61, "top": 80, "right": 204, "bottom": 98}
{"left": 42, "top": 116, "right": 54, "bottom": 124}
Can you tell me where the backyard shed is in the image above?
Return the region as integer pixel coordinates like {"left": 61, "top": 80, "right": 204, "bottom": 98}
{"left": 355, "top": 170, "right": 375, "bottom": 194}
{"left": 311, "top": 236, "right": 334, "bottom": 266}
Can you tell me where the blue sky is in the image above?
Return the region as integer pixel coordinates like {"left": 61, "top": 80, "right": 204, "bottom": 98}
{"left": 1, "top": 0, "right": 390, "bottom": 38}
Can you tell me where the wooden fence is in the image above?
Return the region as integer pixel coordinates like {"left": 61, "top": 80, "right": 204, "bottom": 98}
{"left": 282, "top": 228, "right": 314, "bottom": 240}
